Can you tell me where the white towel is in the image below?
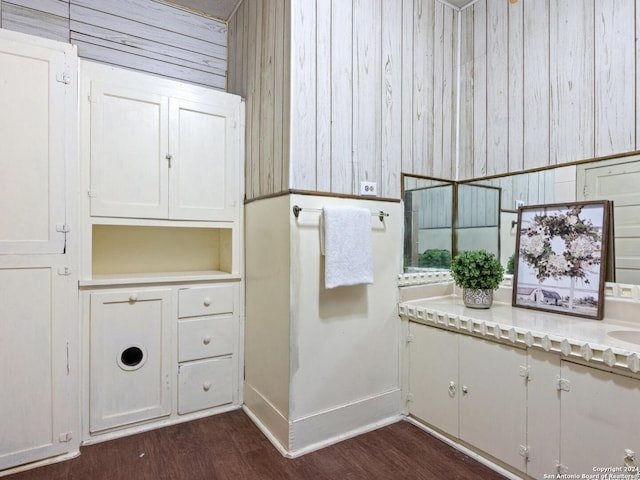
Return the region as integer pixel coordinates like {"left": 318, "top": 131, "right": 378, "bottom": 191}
{"left": 321, "top": 206, "right": 374, "bottom": 289}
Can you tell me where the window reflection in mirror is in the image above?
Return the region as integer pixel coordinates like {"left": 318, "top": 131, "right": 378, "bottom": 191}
{"left": 403, "top": 153, "right": 640, "bottom": 284}
{"left": 459, "top": 168, "right": 561, "bottom": 274}
{"left": 402, "top": 175, "right": 453, "bottom": 273}
{"left": 455, "top": 184, "right": 500, "bottom": 261}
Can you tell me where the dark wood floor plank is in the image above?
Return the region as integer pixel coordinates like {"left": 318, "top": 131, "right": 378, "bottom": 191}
{"left": 6, "top": 410, "right": 507, "bottom": 480}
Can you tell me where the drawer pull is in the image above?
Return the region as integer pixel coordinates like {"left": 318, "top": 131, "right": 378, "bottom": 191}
{"left": 203, "top": 381, "right": 211, "bottom": 392}
{"left": 203, "top": 335, "right": 211, "bottom": 345}
{"left": 129, "top": 294, "right": 138, "bottom": 302}
{"left": 203, "top": 297, "right": 211, "bottom": 307}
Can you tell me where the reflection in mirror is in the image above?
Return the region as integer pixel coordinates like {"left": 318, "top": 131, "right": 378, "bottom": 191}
{"left": 462, "top": 154, "right": 640, "bottom": 284}
{"left": 403, "top": 153, "right": 640, "bottom": 285}
{"left": 456, "top": 184, "right": 500, "bottom": 260}
{"left": 403, "top": 175, "right": 453, "bottom": 273}
{"left": 460, "top": 168, "right": 560, "bottom": 272}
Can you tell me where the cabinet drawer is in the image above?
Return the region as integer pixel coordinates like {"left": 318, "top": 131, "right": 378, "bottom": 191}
{"left": 178, "top": 316, "right": 234, "bottom": 362}
{"left": 178, "top": 357, "right": 233, "bottom": 414}
{"left": 178, "top": 285, "right": 234, "bottom": 318}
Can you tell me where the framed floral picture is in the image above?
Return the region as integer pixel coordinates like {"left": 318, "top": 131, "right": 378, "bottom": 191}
{"left": 512, "top": 200, "right": 612, "bottom": 320}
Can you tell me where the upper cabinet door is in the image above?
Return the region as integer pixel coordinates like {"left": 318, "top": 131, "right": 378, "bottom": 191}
{"left": 89, "top": 81, "right": 169, "bottom": 219}
{"left": 0, "top": 35, "right": 71, "bottom": 254}
{"left": 84, "top": 62, "right": 241, "bottom": 223}
{"left": 168, "top": 96, "right": 239, "bottom": 222}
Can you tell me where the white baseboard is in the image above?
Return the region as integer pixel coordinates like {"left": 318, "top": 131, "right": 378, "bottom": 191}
{"left": 243, "top": 386, "right": 402, "bottom": 458}
{"left": 288, "top": 388, "right": 402, "bottom": 455}
{"left": 243, "top": 382, "right": 290, "bottom": 452}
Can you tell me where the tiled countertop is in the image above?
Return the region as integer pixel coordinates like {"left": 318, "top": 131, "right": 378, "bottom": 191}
{"left": 399, "top": 294, "right": 640, "bottom": 374}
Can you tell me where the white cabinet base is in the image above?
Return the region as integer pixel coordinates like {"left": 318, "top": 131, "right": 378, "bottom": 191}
{"left": 82, "top": 281, "right": 241, "bottom": 443}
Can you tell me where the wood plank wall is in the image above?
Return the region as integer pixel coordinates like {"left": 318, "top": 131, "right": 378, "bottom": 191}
{"left": 1, "top": 0, "right": 69, "bottom": 42}
{"left": 459, "top": 0, "right": 638, "bottom": 181}
{"left": 228, "top": 0, "right": 459, "bottom": 201}
{"left": 0, "top": 0, "right": 227, "bottom": 90}
{"left": 227, "top": 0, "right": 290, "bottom": 200}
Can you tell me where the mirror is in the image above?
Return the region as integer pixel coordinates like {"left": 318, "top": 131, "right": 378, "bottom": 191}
{"left": 456, "top": 183, "right": 500, "bottom": 259}
{"left": 403, "top": 153, "right": 640, "bottom": 284}
{"left": 403, "top": 176, "right": 453, "bottom": 273}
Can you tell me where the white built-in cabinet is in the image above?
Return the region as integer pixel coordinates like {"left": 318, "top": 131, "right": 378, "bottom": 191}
{"left": 407, "top": 323, "right": 527, "bottom": 472}
{"left": 79, "top": 61, "right": 244, "bottom": 442}
{"left": 0, "top": 30, "right": 79, "bottom": 472}
{"left": 409, "top": 322, "right": 640, "bottom": 479}
{"left": 528, "top": 350, "right": 640, "bottom": 477}
{"left": 89, "top": 79, "right": 238, "bottom": 222}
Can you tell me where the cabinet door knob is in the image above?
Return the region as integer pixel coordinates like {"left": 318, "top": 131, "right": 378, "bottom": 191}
{"left": 203, "top": 297, "right": 211, "bottom": 307}
{"left": 129, "top": 293, "right": 138, "bottom": 302}
{"left": 624, "top": 449, "right": 637, "bottom": 468}
{"left": 462, "top": 385, "right": 469, "bottom": 395}
{"left": 202, "top": 381, "right": 211, "bottom": 392}
{"left": 203, "top": 335, "right": 211, "bottom": 345}
{"left": 448, "top": 381, "right": 457, "bottom": 397}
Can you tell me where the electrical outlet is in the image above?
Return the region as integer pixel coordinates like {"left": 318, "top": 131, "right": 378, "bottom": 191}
{"left": 515, "top": 200, "right": 524, "bottom": 209}
{"left": 360, "top": 181, "right": 377, "bottom": 196}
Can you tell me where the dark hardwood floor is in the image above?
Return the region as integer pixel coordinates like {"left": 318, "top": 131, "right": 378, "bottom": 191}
{"left": 7, "top": 410, "right": 507, "bottom": 480}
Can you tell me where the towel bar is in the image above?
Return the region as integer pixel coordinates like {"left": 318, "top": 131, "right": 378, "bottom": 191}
{"left": 292, "top": 205, "right": 389, "bottom": 222}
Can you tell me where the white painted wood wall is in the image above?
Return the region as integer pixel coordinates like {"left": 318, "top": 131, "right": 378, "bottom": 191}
{"left": 459, "top": 0, "right": 637, "bottom": 180}
{"left": 230, "top": 0, "right": 640, "bottom": 198}
{"left": 0, "top": 0, "right": 227, "bottom": 89}
{"left": 228, "top": 0, "right": 459, "bottom": 200}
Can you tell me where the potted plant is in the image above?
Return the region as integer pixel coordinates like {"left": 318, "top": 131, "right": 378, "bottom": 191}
{"left": 450, "top": 250, "right": 504, "bottom": 308}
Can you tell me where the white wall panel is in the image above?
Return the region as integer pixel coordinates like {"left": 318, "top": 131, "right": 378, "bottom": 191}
{"left": 486, "top": 0, "right": 508, "bottom": 176}
{"left": 472, "top": 0, "right": 487, "bottom": 178}
{"left": 228, "top": 0, "right": 290, "bottom": 200}
{"left": 507, "top": 0, "right": 523, "bottom": 172}
{"left": 330, "top": 0, "right": 354, "bottom": 195}
{"left": 458, "top": 7, "right": 473, "bottom": 180}
{"left": 550, "top": 0, "right": 594, "bottom": 165}
{"left": 230, "top": 0, "right": 458, "bottom": 200}
{"left": 459, "top": 0, "right": 639, "bottom": 180}
{"left": 523, "top": 0, "right": 550, "bottom": 171}
{"left": 595, "top": 0, "right": 635, "bottom": 157}
{"left": 381, "top": 0, "right": 403, "bottom": 196}
{"left": 289, "top": 0, "right": 316, "bottom": 192}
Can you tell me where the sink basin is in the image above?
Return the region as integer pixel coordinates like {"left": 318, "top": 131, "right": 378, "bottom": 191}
{"left": 607, "top": 330, "right": 640, "bottom": 345}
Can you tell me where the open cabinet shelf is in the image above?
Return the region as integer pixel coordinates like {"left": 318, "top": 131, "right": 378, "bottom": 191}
{"left": 89, "top": 224, "right": 234, "bottom": 283}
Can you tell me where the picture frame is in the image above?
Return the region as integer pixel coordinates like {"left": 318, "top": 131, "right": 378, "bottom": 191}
{"left": 512, "top": 200, "right": 612, "bottom": 320}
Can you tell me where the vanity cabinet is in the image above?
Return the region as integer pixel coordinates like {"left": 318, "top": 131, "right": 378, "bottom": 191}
{"left": 526, "top": 350, "right": 640, "bottom": 477}
{"left": 406, "top": 315, "right": 640, "bottom": 479}
{"left": 559, "top": 361, "right": 640, "bottom": 475}
{"left": 87, "top": 64, "right": 240, "bottom": 222}
{"left": 408, "top": 322, "right": 527, "bottom": 471}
